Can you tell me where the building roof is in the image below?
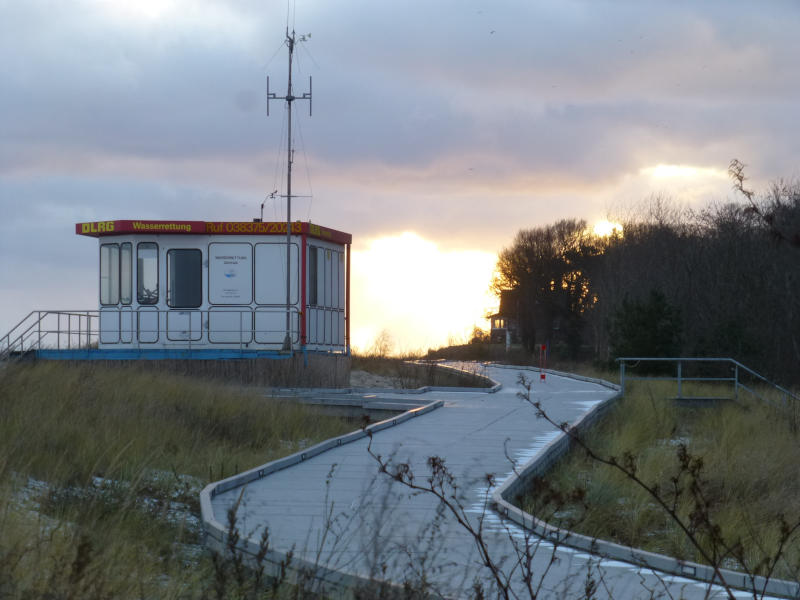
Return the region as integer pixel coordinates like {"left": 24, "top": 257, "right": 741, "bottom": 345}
{"left": 75, "top": 220, "right": 352, "bottom": 244}
{"left": 497, "top": 288, "right": 520, "bottom": 316}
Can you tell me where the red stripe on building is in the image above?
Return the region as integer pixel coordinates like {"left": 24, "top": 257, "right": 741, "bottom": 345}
{"left": 75, "top": 220, "right": 351, "bottom": 244}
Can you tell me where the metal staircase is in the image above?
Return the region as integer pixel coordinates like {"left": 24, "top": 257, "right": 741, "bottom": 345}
{"left": 0, "top": 310, "right": 98, "bottom": 362}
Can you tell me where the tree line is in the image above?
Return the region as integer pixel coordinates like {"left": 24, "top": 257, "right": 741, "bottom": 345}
{"left": 492, "top": 166, "right": 800, "bottom": 384}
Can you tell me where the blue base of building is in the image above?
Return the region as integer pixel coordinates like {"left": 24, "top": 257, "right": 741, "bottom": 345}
{"left": 35, "top": 348, "right": 298, "bottom": 361}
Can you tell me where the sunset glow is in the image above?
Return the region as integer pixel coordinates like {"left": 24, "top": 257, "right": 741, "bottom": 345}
{"left": 592, "top": 220, "right": 623, "bottom": 237}
{"left": 2, "top": 1, "right": 797, "bottom": 360}
{"left": 641, "top": 164, "right": 727, "bottom": 179}
{"left": 350, "top": 233, "right": 498, "bottom": 354}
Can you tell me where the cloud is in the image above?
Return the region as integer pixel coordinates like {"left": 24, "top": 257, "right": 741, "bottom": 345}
{"left": 2, "top": 0, "right": 799, "bottom": 344}
{"left": 5, "top": 0, "right": 799, "bottom": 178}
{"left": 5, "top": 0, "right": 798, "bottom": 187}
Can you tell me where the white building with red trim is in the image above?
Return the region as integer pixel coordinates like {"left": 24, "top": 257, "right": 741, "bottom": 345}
{"left": 75, "top": 219, "right": 351, "bottom": 355}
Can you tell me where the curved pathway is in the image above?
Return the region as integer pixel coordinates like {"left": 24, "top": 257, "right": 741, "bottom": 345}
{"left": 203, "top": 364, "right": 762, "bottom": 599}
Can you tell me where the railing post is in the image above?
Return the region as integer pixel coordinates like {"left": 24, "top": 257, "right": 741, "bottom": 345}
{"left": 620, "top": 361, "right": 626, "bottom": 397}
{"left": 677, "top": 360, "right": 682, "bottom": 399}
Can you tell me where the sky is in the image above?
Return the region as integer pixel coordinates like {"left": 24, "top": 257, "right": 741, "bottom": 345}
{"left": 2, "top": 0, "right": 800, "bottom": 352}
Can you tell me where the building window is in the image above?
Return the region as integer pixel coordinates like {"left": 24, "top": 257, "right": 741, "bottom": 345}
{"left": 167, "top": 249, "right": 202, "bottom": 308}
{"left": 208, "top": 242, "right": 252, "bottom": 305}
{"left": 120, "top": 243, "right": 132, "bottom": 305}
{"left": 308, "top": 246, "right": 318, "bottom": 306}
{"left": 100, "top": 244, "right": 120, "bottom": 305}
{"left": 137, "top": 242, "right": 159, "bottom": 305}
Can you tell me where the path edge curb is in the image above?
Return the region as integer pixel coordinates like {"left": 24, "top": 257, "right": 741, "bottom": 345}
{"left": 199, "top": 398, "right": 447, "bottom": 597}
{"left": 490, "top": 365, "right": 800, "bottom": 599}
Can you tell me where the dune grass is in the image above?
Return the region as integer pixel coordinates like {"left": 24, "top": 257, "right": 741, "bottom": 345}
{"left": 425, "top": 342, "right": 621, "bottom": 385}
{"left": 0, "top": 361, "right": 358, "bottom": 599}
{"left": 352, "top": 354, "right": 493, "bottom": 388}
{"left": 518, "top": 379, "right": 800, "bottom": 580}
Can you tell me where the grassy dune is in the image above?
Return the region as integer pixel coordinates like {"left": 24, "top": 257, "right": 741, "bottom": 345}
{"left": 425, "top": 342, "right": 622, "bottom": 385}
{"left": 351, "top": 354, "right": 493, "bottom": 388}
{"left": 519, "top": 380, "right": 800, "bottom": 580}
{"left": 0, "top": 361, "right": 358, "bottom": 599}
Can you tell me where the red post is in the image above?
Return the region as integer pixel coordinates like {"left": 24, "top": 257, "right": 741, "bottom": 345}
{"left": 300, "top": 232, "right": 307, "bottom": 347}
{"left": 539, "top": 344, "right": 547, "bottom": 381}
{"left": 345, "top": 242, "right": 351, "bottom": 355}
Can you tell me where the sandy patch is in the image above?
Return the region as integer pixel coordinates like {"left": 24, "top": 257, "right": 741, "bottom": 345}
{"left": 349, "top": 369, "right": 399, "bottom": 389}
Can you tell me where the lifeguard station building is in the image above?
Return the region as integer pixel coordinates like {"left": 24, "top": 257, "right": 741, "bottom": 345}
{"left": 1, "top": 31, "right": 353, "bottom": 385}
{"left": 78, "top": 218, "right": 350, "bottom": 354}
{"left": 0, "top": 219, "right": 351, "bottom": 376}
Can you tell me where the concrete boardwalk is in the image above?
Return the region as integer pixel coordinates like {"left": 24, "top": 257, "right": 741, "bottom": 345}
{"left": 207, "top": 364, "right": 753, "bottom": 599}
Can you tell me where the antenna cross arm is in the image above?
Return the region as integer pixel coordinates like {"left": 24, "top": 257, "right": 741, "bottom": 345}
{"left": 266, "top": 76, "right": 312, "bottom": 116}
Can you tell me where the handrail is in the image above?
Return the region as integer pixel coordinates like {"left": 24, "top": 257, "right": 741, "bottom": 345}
{"left": 616, "top": 357, "right": 799, "bottom": 405}
{"left": 2, "top": 307, "right": 344, "bottom": 361}
{"left": 1, "top": 310, "right": 99, "bottom": 361}
{"left": 0, "top": 310, "right": 38, "bottom": 355}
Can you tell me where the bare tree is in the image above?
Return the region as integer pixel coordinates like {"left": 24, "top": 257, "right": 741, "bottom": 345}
{"left": 729, "top": 159, "right": 800, "bottom": 248}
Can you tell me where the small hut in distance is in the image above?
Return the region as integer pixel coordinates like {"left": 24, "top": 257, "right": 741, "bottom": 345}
{"left": 489, "top": 289, "right": 520, "bottom": 347}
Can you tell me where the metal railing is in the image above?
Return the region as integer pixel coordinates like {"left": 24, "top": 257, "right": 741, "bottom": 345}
{"left": 1, "top": 308, "right": 346, "bottom": 361}
{"left": 617, "top": 357, "right": 799, "bottom": 406}
{"left": 1, "top": 310, "right": 98, "bottom": 361}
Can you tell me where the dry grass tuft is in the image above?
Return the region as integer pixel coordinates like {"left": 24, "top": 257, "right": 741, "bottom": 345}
{"left": 519, "top": 379, "right": 800, "bottom": 579}
{"left": 352, "top": 354, "right": 492, "bottom": 389}
{"left": 0, "top": 361, "right": 357, "bottom": 598}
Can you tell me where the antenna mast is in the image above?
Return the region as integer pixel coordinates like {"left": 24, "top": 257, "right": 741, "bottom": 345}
{"left": 267, "top": 29, "right": 312, "bottom": 351}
